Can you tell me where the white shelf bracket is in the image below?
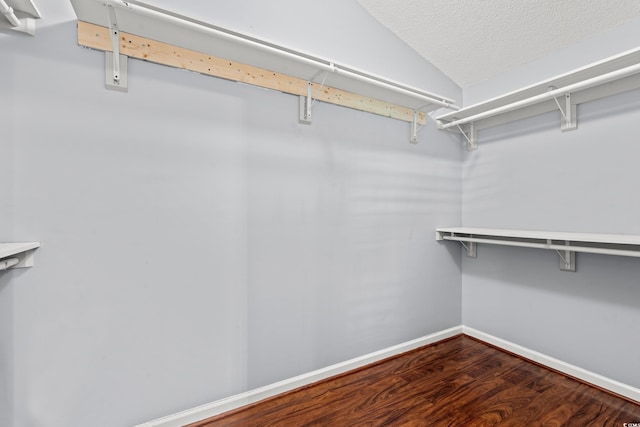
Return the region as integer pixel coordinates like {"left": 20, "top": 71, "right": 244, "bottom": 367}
{"left": 299, "top": 70, "right": 331, "bottom": 125}
{"left": 0, "top": 248, "right": 38, "bottom": 270}
{"left": 555, "top": 241, "right": 576, "bottom": 272}
{"left": 551, "top": 91, "right": 577, "bottom": 132}
{"left": 411, "top": 109, "right": 438, "bottom": 144}
{"left": 298, "top": 81, "right": 313, "bottom": 125}
{"left": 0, "top": 258, "right": 19, "bottom": 271}
{"left": 456, "top": 123, "right": 477, "bottom": 151}
{"left": 410, "top": 110, "right": 424, "bottom": 144}
{"left": 9, "top": 17, "right": 37, "bottom": 36}
{"left": 460, "top": 240, "right": 477, "bottom": 258}
{"left": 105, "top": 51, "right": 128, "bottom": 92}
{"left": 105, "top": 1, "right": 128, "bottom": 92}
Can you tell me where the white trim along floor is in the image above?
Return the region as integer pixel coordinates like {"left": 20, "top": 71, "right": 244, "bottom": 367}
{"left": 134, "top": 325, "right": 640, "bottom": 427}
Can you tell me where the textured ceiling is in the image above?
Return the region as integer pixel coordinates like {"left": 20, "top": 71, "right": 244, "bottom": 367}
{"left": 357, "top": 0, "right": 640, "bottom": 87}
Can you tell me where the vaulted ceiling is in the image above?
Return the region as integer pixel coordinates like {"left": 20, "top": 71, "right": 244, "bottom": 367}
{"left": 357, "top": 0, "right": 640, "bottom": 87}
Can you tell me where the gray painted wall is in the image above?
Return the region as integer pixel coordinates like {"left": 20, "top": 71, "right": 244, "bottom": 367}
{"left": 462, "top": 18, "right": 640, "bottom": 389}
{"left": 0, "top": 1, "right": 462, "bottom": 425}
{"left": 1, "top": 30, "right": 16, "bottom": 427}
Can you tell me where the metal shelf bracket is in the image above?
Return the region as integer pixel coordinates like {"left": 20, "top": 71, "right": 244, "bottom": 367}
{"left": 556, "top": 246, "right": 576, "bottom": 272}
{"left": 0, "top": 252, "right": 34, "bottom": 270}
{"left": 460, "top": 240, "right": 477, "bottom": 258}
{"left": 410, "top": 110, "right": 424, "bottom": 144}
{"left": 456, "top": 123, "right": 477, "bottom": 151}
{"left": 298, "top": 81, "right": 313, "bottom": 125}
{"left": 0, "top": 242, "right": 40, "bottom": 271}
{"left": 550, "top": 90, "right": 577, "bottom": 132}
{"left": 105, "top": 1, "right": 128, "bottom": 92}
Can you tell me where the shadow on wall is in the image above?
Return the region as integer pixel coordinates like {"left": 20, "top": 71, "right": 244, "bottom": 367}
{"left": 459, "top": 243, "right": 640, "bottom": 311}
{"left": 473, "top": 112, "right": 557, "bottom": 147}
{"left": 577, "top": 87, "right": 640, "bottom": 123}
{"left": 3, "top": 17, "right": 464, "bottom": 426}
{"left": 242, "top": 117, "right": 463, "bottom": 386}
{"left": 465, "top": 87, "right": 640, "bottom": 148}
{"left": 0, "top": 271, "right": 15, "bottom": 427}
{"left": 2, "top": 20, "right": 88, "bottom": 63}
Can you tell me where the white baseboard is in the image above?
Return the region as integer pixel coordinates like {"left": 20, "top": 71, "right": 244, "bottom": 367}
{"left": 134, "top": 326, "right": 463, "bottom": 427}
{"left": 135, "top": 325, "right": 640, "bottom": 426}
{"left": 462, "top": 326, "right": 640, "bottom": 404}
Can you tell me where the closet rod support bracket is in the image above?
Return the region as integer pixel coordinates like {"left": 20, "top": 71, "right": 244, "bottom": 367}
{"left": 410, "top": 110, "right": 422, "bottom": 144}
{"left": 105, "top": 51, "right": 128, "bottom": 92}
{"left": 556, "top": 241, "right": 576, "bottom": 272}
{"left": 9, "top": 18, "right": 37, "bottom": 36}
{"left": 550, "top": 90, "right": 576, "bottom": 132}
{"left": 460, "top": 240, "right": 477, "bottom": 258}
{"left": 456, "top": 123, "right": 477, "bottom": 151}
{"left": 105, "top": 2, "right": 128, "bottom": 92}
{"left": 0, "top": 249, "right": 36, "bottom": 270}
{"left": 298, "top": 81, "right": 312, "bottom": 124}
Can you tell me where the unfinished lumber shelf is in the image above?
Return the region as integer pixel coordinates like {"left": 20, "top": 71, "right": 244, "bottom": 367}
{"left": 69, "top": 0, "right": 459, "bottom": 142}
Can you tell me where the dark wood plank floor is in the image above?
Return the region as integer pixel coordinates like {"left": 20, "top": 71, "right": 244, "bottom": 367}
{"left": 190, "top": 335, "right": 640, "bottom": 426}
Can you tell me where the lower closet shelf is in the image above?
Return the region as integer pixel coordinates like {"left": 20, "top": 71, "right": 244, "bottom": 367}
{"left": 435, "top": 227, "right": 640, "bottom": 272}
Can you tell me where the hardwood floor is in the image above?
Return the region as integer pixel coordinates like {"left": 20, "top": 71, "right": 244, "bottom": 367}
{"left": 190, "top": 335, "right": 640, "bottom": 426}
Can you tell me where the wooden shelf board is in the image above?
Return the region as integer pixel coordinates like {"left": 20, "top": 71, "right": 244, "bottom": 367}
{"left": 70, "top": 0, "right": 459, "bottom": 125}
{"left": 77, "top": 22, "right": 428, "bottom": 124}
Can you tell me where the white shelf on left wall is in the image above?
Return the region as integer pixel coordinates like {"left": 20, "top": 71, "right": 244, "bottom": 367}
{"left": 0, "top": 242, "right": 40, "bottom": 271}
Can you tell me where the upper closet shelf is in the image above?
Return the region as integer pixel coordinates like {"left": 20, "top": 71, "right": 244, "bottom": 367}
{"left": 436, "top": 47, "right": 640, "bottom": 150}
{"left": 69, "top": 0, "right": 459, "bottom": 141}
{"left": 0, "top": 0, "right": 41, "bottom": 35}
{"left": 0, "top": 242, "right": 40, "bottom": 271}
{"left": 436, "top": 227, "right": 640, "bottom": 272}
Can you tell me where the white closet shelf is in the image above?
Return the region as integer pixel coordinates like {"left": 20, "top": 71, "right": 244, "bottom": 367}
{"left": 436, "top": 47, "right": 640, "bottom": 150}
{"left": 0, "top": 242, "right": 40, "bottom": 271}
{"left": 0, "top": 0, "right": 41, "bottom": 35}
{"left": 436, "top": 227, "right": 640, "bottom": 272}
{"left": 69, "top": 0, "right": 458, "bottom": 139}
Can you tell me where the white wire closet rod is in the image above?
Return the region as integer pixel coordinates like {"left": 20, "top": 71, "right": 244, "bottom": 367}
{"left": 436, "top": 47, "right": 640, "bottom": 148}
{"left": 436, "top": 227, "right": 640, "bottom": 272}
{"left": 69, "top": 0, "right": 459, "bottom": 113}
{"left": 439, "top": 62, "right": 640, "bottom": 130}
{"left": 0, "top": 0, "right": 20, "bottom": 27}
